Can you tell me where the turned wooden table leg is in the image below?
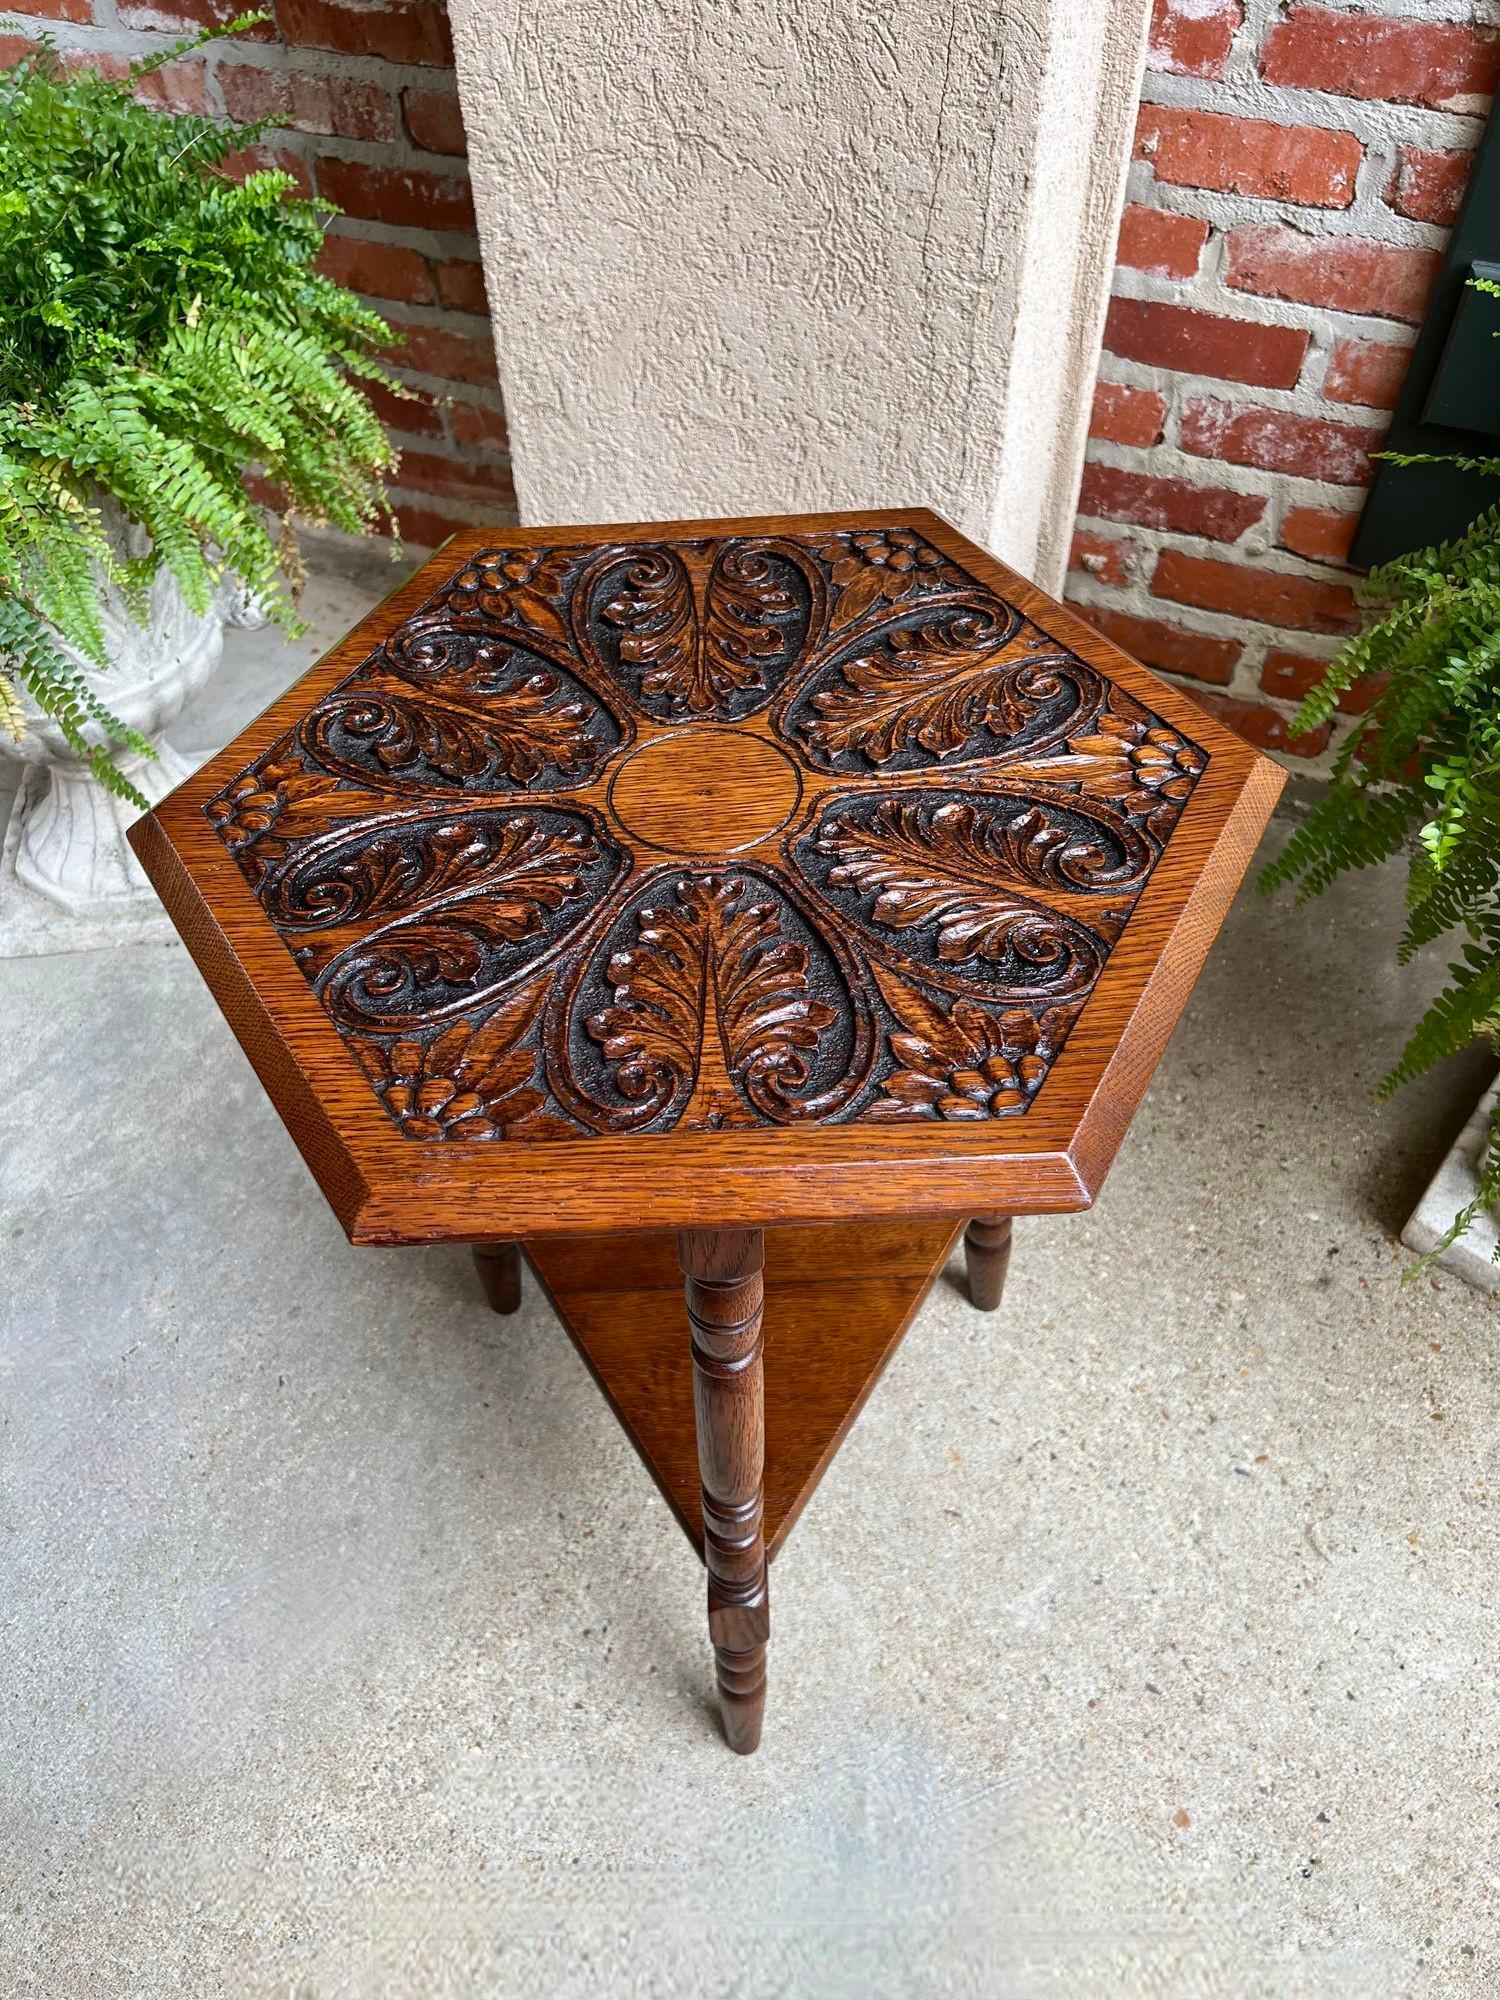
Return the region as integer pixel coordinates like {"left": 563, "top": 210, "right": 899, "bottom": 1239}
{"left": 472, "top": 1241, "right": 522, "bottom": 1315}
{"left": 678, "top": 1227, "right": 768, "bottom": 1755}
{"left": 965, "top": 1215, "right": 1012, "bottom": 1313}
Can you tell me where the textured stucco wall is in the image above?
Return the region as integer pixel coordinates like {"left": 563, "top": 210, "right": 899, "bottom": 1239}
{"left": 448, "top": 0, "right": 1152, "bottom": 588}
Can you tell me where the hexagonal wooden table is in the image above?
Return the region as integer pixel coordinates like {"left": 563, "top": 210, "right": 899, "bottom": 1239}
{"left": 130, "top": 509, "right": 1283, "bottom": 1753}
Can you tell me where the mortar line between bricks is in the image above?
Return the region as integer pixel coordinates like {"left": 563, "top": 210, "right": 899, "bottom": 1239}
{"left": 324, "top": 216, "right": 481, "bottom": 255}
{"left": 1071, "top": 507, "right": 1362, "bottom": 581}
{"left": 1242, "top": 0, "right": 1500, "bottom": 27}
{"left": 1140, "top": 70, "right": 1497, "bottom": 147}
{"left": 1066, "top": 572, "right": 1341, "bottom": 664}
{"left": 4, "top": 18, "right": 460, "bottom": 91}
{"left": 1106, "top": 266, "right": 1445, "bottom": 348}
{"left": 257, "top": 131, "right": 474, "bottom": 179}
{"left": 1092, "top": 342, "right": 1402, "bottom": 426}
{"left": 1121, "top": 177, "right": 1456, "bottom": 257}
{"left": 1082, "top": 429, "right": 1381, "bottom": 496}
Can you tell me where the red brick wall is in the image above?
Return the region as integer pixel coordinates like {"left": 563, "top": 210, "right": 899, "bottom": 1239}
{"left": 0, "top": 0, "right": 515, "bottom": 547}
{"left": 1068, "top": 0, "right": 1497, "bottom": 764}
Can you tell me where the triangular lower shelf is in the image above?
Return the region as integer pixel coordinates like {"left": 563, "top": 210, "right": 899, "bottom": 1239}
{"left": 523, "top": 1222, "right": 963, "bottom": 1559}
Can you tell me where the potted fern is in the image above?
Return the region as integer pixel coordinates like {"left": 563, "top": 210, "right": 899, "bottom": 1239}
{"left": 0, "top": 24, "right": 399, "bottom": 929}
{"left": 1262, "top": 490, "right": 1500, "bottom": 1277}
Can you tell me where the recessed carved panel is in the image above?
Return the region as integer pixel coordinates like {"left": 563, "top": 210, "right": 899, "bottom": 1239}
{"left": 548, "top": 866, "right": 872, "bottom": 1134}
{"left": 779, "top": 609, "right": 1106, "bottom": 775}
{"left": 205, "top": 523, "right": 1208, "bottom": 1140}
{"left": 577, "top": 539, "right": 821, "bottom": 722}
{"left": 790, "top": 790, "right": 1142, "bottom": 1001}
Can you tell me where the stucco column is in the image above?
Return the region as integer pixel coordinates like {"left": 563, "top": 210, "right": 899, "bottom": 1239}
{"left": 448, "top": 1, "right": 1151, "bottom": 590}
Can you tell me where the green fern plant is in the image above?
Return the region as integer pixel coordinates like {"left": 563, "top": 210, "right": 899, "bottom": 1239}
{"left": 0, "top": 21, "right": 401, "bottom": 804}
{"left": 1261, "top": 464, "right": 1500, "bottom": 1265}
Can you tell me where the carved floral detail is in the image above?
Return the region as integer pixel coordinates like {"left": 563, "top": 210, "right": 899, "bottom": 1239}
{"left": 206, "top": 752, "right": 315, "bottom": 851}
{"left": 813, "top": 526, "right": 964, "bottom": 632}
{"left": 204, "top": 749, "right": 388, "bottom": 884}
{"left": 1013, "top": 706, "right": 1208, "bottom": 839}
{"left": 444, "top": 546, "right": 577, "bottom": 649}
{"left": 349, "top": 981, "right": 573, "bottom": 1140}
{"left": 798, "top": 613, "right": 1017, "bottom": 767}
{"left": 205, "top": 523, "right": 1208, "bottom": 1139}
{"left": 869, "top": 964, "right": 1081, "bottom": 1120}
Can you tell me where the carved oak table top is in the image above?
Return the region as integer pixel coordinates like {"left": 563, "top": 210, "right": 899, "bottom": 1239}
{"left": 131, "top": 508, "right": 1283, "bottom": 1754}
{"left": 132, "top": 508, "right": 1281, "bottom": 1242}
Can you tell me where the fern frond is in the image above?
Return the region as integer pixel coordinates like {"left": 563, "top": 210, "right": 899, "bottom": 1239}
{"left": 1259, "top": 780, "right": 1415, "bottom": 899}
{"left": 1261, "top": 477, "right": 1500, "bottom": 1261}
{"left": 1381, "top": 945, "right": 1500, "bottom": 1096}
{"left": 0, "top": 24, "right": 397, "bottom": 785}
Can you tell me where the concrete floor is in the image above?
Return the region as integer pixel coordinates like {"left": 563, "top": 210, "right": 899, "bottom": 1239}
{"left": 2, "top": 573, "right": 1498, "bottom": 1997}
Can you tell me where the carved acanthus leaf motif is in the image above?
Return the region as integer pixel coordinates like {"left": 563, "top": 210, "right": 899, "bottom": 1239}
{"left": 584, "top": 540, "right": 814, "bottom": 719}
{"left": 868, "top": 962, "right": 1080, "bottom": 1121}
{"left": 474, "top": 672, "right": 607, "bottom": 784}
{"left": 714, "top": 882, "right": 841, "bottom": 1118}
{"left": 350, "top": 979, "right": 576, "bottom": 1140}
{"left": 795, "top": 616, "right": 1099, "bottom": 770}
{"left": 702, "top": 543, "right": 801, "bottom": 691}
{"left": 980, "top": 797, "right": 1153, "bottom": 895}
{"left": 302, "top": 673, "right": 606, "bottom": 793}
{"left": 813, "top": 798, "right": 1107, "bottom": 991}
{"left": 598, "top": 547, "right": 702, "bottom": 709}
{"left": 265, "top": 809, "right": 595, "bottom": 930}
{"left": 585, "top": 874, "right": 840, "bottom": 1125}
{"left": 316, "top": 813, "right": 609, "bottom": 1029}
{"left": 381, "top": 621, "right": 513, "bottom": 686}
{"left": 376, "top": 616, "right": 629, "bottom": 743}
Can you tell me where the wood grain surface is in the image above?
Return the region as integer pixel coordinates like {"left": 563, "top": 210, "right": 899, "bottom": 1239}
{"left": 523, "top": 1220, "right": 963, "bottom": 1558}
{"left": 965, "top": 1214, "right": 1013, "bottom": 1312}
{"left": 679, "top": 1227, "right": 769, "bottom": 1753}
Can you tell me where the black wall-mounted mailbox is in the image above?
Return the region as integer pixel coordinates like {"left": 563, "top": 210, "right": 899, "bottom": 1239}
{"left": 1353, "top": 101, "right": 1500, "bottom": 568}
{"left": 1423, "top": 260, "right": 1500, "bottom": 436}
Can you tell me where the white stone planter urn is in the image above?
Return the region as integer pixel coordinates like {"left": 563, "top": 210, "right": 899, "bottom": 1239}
{"left": 0, "top": 525, "right": 257, "bottom": 951}
{"left": 1402, "top": 1079, "right": 1500, "bottom": 1291}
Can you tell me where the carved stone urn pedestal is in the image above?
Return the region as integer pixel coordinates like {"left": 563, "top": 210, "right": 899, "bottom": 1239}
{"left": 0, "top": 564, "right": 233, "bottom": 956}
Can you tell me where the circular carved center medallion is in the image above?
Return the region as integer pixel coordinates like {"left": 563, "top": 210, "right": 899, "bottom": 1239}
{"left": 608, "top": 728, "right": 802, "bottom": 855}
